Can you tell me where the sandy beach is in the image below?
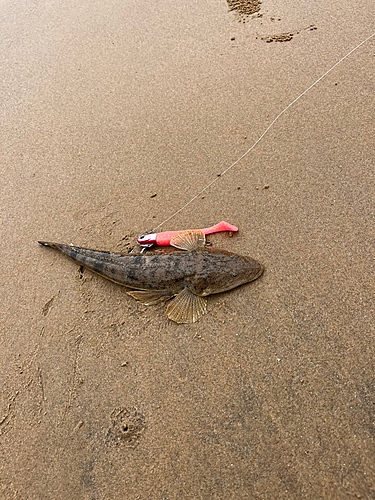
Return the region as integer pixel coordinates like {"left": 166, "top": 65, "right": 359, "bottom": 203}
{"left": 1, "top": 0, "right": 374, "bottom": 498}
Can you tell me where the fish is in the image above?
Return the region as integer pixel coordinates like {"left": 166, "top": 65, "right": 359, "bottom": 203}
{"left": 38, "top": 230, "right": 264, "bottom": 324}
{"left": 137, "top": 221, "right": 238, "bottom": 248}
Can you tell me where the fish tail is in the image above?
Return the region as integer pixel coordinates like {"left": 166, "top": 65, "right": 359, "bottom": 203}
{"left": 38, "top": 241, "right": 59, "bottom": 249}
{"left": 38, "top": 241, "right": 74, "bottom": 255}
{"left": 38, "top": 241, "right": 95, "bottom": 264}
{"left": 38, "top": 241, "right": 109, "bottom": 267}
{"left": 38, "top": 241, "right": 133, "bottom": 285}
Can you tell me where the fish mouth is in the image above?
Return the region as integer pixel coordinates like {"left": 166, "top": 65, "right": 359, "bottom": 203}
{"left": 251, "top": 262, "right": 265, "bottom": 281}
{"left": 242, "top": 257, "right": 264, "bottom": 282}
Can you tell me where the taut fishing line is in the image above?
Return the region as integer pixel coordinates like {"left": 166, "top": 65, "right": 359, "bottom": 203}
{"left": 148, "top": 31, "right": 374, "bottom": 235}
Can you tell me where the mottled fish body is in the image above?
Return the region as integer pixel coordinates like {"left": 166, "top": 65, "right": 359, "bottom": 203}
{"left": 38, "top": 243, "right": 191, "bottom": 291}
{"left": 38, "top": 230, "right": 264, "bottom": 323}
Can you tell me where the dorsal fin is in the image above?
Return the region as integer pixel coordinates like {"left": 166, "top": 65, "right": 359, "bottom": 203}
{"left": 170, "top": 230, "right": 206, "bottom": 251}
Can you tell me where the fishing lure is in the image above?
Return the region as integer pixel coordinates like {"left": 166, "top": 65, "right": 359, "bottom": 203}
{"left": 137, "top": 221, "right": 238, "bottom": 248}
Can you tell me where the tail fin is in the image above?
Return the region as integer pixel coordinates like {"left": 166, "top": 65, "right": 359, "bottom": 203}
{"left": 38, "top": 240, "right": 134, "bottom": 286}
{"left": 38, "top": 241, "right": 58, "bottom": 249}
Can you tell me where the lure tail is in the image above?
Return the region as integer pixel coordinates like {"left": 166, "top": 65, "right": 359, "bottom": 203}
{"left": 202, "top": 221, "right": 238, "bottom": 235}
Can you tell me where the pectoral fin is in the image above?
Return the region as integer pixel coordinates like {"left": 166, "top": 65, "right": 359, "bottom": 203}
{"left": 170, "top": 230, "right": 206, "bottom": 251}
{"left": 127, "top": 290, "right": 174, "bottom": 305}
{"left": 165, "top": 287, "right": 207, "bottom": 324}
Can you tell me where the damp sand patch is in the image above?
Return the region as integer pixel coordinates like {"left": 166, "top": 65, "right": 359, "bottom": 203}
{"left": 262, "top": 32, "right": 294, "bottom": 43}
{"left": 261, "top": 26, "right": 317, "bottom": 43}
{"left": 227, "top": 0, "right": 261, "bottom": 18}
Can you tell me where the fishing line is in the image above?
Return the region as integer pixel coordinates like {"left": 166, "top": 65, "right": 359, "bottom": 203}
{"left": 150, "top": 31, "right": 375, "bottom": 234}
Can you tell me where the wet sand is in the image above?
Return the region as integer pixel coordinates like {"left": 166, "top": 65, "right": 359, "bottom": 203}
{"left": 1, "top": 0, "right": 374, "bottom": 498}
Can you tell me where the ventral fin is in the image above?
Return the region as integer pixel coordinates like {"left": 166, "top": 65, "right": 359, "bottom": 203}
{"left": 165, "top": 287, "right": 207, "bottom": 324}
{"left": 127, "top": 290, "right": 174, "bottom": 305}
{"left": 170, "top": 230, "right": 206, "bottom": 251}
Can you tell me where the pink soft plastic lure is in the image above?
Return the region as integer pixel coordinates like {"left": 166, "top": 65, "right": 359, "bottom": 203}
{"left": 137, "top": 221, "right": 238, "bottom": 248}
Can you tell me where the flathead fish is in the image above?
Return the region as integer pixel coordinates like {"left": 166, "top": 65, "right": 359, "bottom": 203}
{"left": 38, "top": 230, "right": 263, "bottom": 323}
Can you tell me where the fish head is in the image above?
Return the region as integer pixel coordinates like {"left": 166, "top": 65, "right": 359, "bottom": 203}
{"left": 199, "top": 252, "right": 264, "bottom": 296}
{"left": 137, "top": 233, "right": 157, "bottom": 247}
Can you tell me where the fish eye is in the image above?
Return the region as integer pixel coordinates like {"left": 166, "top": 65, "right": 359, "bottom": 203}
{"left": 231, "top": 271, "right": 238, "bottom": 277}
